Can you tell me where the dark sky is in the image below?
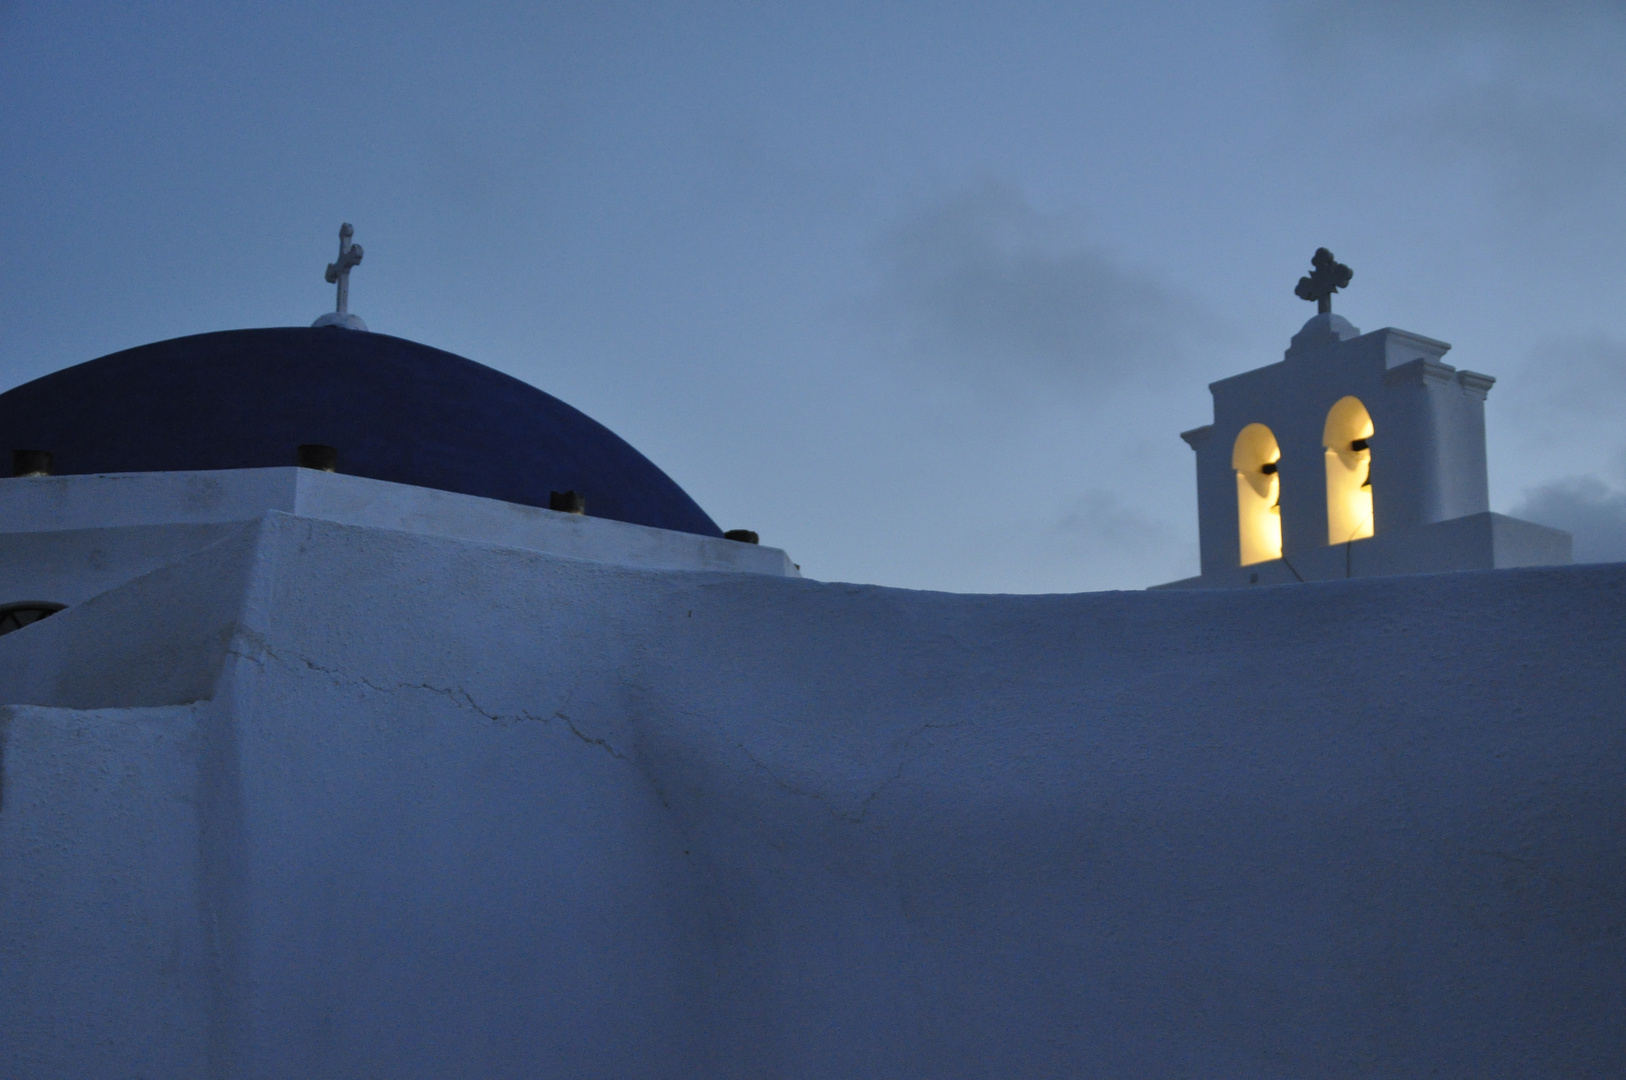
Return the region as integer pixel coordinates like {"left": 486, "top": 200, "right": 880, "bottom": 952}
{"left": 3, "top": 0, "right": 1622, "bottom": 589}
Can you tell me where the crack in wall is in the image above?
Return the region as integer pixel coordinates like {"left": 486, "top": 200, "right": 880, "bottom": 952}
{"left": 225, "top": 620, "right": 963, "bottom": 829}
{"left": 734, "top": 718, "right": 966, "bottom": 825}
{"left": 223, "top": 634, "right": 630, "bottom": 766}
{"left": 561, "top": 715, "right": 628, "bottom": 761}
{"left": 844, "top": 720, "right": 965, "bottom": 824}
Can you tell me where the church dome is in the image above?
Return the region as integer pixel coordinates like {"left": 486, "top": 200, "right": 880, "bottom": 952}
{"left": 0, "top": 328, "right": 723, "bottom": 537}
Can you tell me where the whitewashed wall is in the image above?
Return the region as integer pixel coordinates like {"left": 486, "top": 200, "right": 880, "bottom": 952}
{"left": 1, "top": 512, "right": 1622, "bottom": 1078}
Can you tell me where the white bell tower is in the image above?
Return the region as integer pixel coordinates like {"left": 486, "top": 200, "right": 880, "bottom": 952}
{"left": 1160, "top": 251, "right": 1570, "bottom": 589}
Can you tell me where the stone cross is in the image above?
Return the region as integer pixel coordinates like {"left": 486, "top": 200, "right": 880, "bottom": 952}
{"left": 1294, "top": 247, "right": 1352, "bottom": 314}
{"left": 325, "top": 223, "right": 364, "bottom": 314}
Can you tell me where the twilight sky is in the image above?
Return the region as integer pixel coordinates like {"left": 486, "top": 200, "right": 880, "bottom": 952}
{"left": 2, "top": 0, "right": 1623, "bottom": 591}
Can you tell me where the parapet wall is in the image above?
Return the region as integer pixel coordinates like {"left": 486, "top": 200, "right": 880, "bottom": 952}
{"left": 1, "top": 514, "right": 1621, "bottom": 1078}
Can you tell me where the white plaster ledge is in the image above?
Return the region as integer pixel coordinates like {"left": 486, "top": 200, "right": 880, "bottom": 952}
{"left": 0, "top": 468, "right": 799, "bottom": 578}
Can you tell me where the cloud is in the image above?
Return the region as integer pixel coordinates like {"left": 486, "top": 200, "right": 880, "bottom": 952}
{"left": 1511, "top": 476, "right": 1626, "bottom": 565}
{"left": 856, "top": 181, "right": 1207, "bottom": 401}
{"left": 1291, "top": 0, "right": 1624, "bottom": 43}
{"left": 1499, "top": 334, "right": 1626, "bottom": 444}
{"left": 1493, "top": 335, "right": 1626, "bottom": 489}
{"left": 1281, "top": 0, "right": 1626, "bottom": 221}
{"left": 1052, "top": 489, "right": 1183, "bottom": 552}
{"left": 967, "top": 489, "right": 1197, "bottom": 593}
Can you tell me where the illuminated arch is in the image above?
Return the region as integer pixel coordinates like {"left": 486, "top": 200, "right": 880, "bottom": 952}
{"left": 1232, "top": 423, "right": 1282, "bottom": 566}
{"left": 1323, "top": 396, "right": 1375, "bottom": 544}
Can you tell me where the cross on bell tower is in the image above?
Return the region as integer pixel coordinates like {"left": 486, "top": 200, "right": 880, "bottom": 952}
{"left": 1294, "top": 247, "right": 1353, "bottom": 315}
{"left": 312, "top": 223, "right": 368, "bottom": 331}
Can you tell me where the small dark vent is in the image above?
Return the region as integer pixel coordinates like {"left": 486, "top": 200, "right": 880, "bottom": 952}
{"left": 724, "top": 529, "right": 760, "bottom": 544}
{"left": 12, "top": 450, "right": 51, "bottom": 477}
{"left": 0, "top": 602, "right": 64, "bottom": 637}
{"left": 550, "top": 490, "right": 586, "bottom": 515}
{"left": 297, "top": 444, "right": 338, "bottom": 472}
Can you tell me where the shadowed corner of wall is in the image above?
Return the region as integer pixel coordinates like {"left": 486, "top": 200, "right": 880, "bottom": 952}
{"left": 0, "top": 518, "right": 275, "bottom": 711}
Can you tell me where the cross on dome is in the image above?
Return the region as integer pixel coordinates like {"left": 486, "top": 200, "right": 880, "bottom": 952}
{"left": 312, "top": 223, "right": 368, "bottom": 331}
{"left": 1294, "top": 247, "right": 1353, "bottom": 315}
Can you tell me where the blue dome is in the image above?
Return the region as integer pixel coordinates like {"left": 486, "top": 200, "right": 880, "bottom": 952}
{"left": 0, "top": 328, "right": 723, "bottom": 537}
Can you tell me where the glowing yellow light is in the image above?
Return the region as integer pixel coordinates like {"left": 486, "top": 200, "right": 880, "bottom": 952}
{"left": 1232, "top": 422, "right": 1282, "bottom": 566}
{"left": 1323, "top": 396, "right": 1375, "bottom": 545}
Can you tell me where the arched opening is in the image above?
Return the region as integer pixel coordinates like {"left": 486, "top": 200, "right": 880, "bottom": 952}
{"left": 1323, "top": 396, "right": 1375, "bottom": 544}
{"left": 1232, "top": 423, "right": 1282, "bottom": 566}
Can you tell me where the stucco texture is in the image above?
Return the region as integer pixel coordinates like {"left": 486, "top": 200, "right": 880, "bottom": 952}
{"left": 2, "top": 513, "right": 1622, "bottom": 1077}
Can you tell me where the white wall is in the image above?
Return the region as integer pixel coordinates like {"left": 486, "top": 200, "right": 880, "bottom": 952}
{"left": 0, "top": 469, "right": 797, "bottom": 614}
{"left": 1157, "top": 510, "right": 1572, "bottom": 589}
{"left": 1, "top": 512, "right": 1622, "bottom": 1078}
{"left": 0, "top": 704, "right": 209, "bottom": 1078}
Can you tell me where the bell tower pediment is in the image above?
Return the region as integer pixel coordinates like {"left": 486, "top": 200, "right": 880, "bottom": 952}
{"left": 1156, "top": 252, "right": 1570, "bottom": 589}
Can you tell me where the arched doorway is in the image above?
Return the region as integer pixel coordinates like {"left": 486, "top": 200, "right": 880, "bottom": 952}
{"left": 1324, "top": 396, "right": 1375, "bottom": 544}
{"left": 1232, "top": 423, "right": 1282, "bottom": 566}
